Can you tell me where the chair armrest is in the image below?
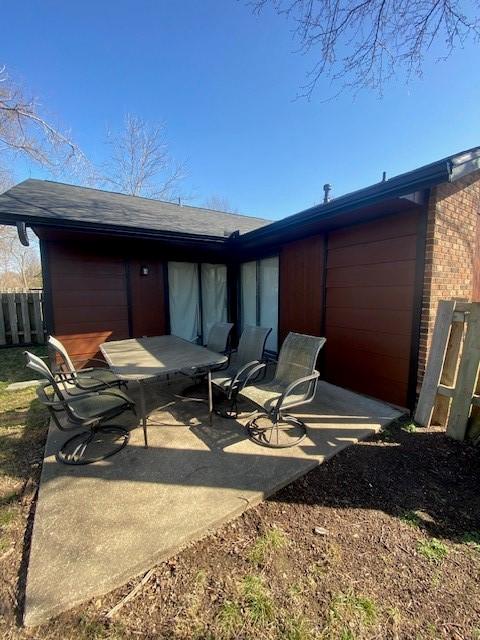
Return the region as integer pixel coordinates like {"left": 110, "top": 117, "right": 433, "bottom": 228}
{"left": 240, "top": 362, "right": 267, "bottom": 390}
{"left": 273, "top": 370, "right": 320, "bottom": 413}
{"left": 231, "top": 360, "right": 260, "bottom": 386}
{"left": 36, "top": 383, "right": 65, "bottom": 408}
{"left": 71, "top": 358, "right": 109, "bottom": 370}
{"left": 226, "top": 360, "right": 260, "bottom": 397}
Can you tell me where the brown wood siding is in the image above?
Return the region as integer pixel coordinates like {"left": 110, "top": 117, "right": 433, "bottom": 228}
{"left": 324, "top": 209, "right": 420, "bottom": 407}
{"left": 279, "top": 235, "right": 325, "bottom": 343}
{"left": 48, "top": 242, "right": 130, "bottom": 362}
{"left": 128, "top": 258, "right": 167, "bottom": 337}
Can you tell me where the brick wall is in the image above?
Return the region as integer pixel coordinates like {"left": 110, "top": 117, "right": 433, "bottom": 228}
{"left": 417, "top": 171, "right": 480, "bottom": 391}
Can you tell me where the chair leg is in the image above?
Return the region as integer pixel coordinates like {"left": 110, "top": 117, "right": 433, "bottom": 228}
{"left": 57, "top": 426, "right": 129, "bottom": 465}
{"left": 215, "top": 397, "right": 239, "bottom": 419}
{"left": 246, "top": 411, "right": 307, "bottom": 449}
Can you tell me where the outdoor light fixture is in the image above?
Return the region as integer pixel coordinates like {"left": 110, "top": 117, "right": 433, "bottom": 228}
{"left": 140, "top": 265, "right": 149, "bottom": 276}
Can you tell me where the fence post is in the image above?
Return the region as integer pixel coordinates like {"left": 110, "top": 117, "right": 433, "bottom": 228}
{"left": 20, "top": 293, "right": 31, "bottom": 343}
{"left": 32, "top": 291, "right": 45, "bottom": 344}
{"left": 7, "top": 293, "right": 19, "bottom": 344}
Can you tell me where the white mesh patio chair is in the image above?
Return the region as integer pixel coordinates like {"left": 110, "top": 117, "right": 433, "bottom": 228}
{"left": 212, "top": 325, "right": 272, "bottom": 417}
{"left": 238, "top": 332, "right": 326, "bottom": 448}
{"left": 25, "top": 351, "right": 135, "bottom": 465}
{"left": 48, "top": 335, "right": 125, "bottom": 393}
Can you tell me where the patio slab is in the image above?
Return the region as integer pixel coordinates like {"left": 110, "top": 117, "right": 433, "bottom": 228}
{"left": 23, "top": 380, "right": 402, "bottom": 626}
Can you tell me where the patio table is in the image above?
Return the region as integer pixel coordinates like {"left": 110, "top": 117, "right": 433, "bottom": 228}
{"left": 100, "top": 335, "right": 228, "bottom": 447}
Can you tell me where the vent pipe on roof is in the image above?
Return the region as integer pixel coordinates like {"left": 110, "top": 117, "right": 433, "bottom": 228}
{"left": 323, "top": 183, "right": 332, "bottom": 204}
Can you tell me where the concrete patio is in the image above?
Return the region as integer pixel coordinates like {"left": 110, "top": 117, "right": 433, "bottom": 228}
{"left": 24, "top": 379, "right": 402, "bottom": 626}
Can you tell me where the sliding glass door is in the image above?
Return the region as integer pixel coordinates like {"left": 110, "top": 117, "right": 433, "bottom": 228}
{"left": 168, "top": 262, "right": 200, "bottom": 342}
{"left": 168, "top": 262, "right": 227, "bottom": 344}
{"left": 240, "top": 256, "right": 279, "bottom": 352}
{"left": 201, "top": 263, "right": 227, "bottom": 342}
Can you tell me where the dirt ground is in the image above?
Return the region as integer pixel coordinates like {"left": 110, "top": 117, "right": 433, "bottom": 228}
{"left": 1, "top": 378, "right": 479, "bottom": 640}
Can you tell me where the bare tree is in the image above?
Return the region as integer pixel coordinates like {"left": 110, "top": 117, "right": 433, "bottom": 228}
{"left": 0, "top": 226, "right": 42, "bottom": 289}
{"left": 0, "top": 65, "right": 95, "bottom": 290}
{"left": 0, "top": 167, "right": 13, "bottom": 194}
{"left": 203, "top": 195, "right": 238, "bottom": 213}
{"left": 252, "top": 0, "right": 480, "bottom": 96}
{"left": 0, "top": 65, "right": 88, "bottom": 177}
{"left": 101, "top": 114, "right": 186, "bottom": 200}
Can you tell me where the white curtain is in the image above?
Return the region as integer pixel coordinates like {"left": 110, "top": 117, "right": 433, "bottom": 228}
{"left": 240, "top": 261, "right": 257, "bottom": 330}
{"left": 240, "top": 257, "right": 279, "bottom": 352}
{"left": 168, "top": 262, "right": 200, "bottom": 342}
{"left": 259, "top": 256, "right": 279, "bottom": 352}
{"left": 201, "top": 264, "right": 227, "bottom": 344}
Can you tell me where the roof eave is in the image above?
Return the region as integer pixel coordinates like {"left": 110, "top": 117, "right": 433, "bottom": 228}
{"left": 238, "top": 158, "right": 452, "bottom": 247}
{"left": 0, "top": 213, "right": 230, "bottom": 247}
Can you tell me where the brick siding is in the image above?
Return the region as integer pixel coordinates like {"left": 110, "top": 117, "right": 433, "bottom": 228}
{"left": 417, "top": 170, "right": 480, "bottom": 392}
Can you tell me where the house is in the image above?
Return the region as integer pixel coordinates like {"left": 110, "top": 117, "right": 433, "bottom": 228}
{"left": 1, "top": 146, "right": 479, "bottom": 410}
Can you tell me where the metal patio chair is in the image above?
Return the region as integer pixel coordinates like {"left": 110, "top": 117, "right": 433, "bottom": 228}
{"left": 205, "top": 322, "right": 234, "bottom": 357}
{"left": 180, "top": 322, "right": 234, "bottom": 398}
{"left": 25, "top": 351, "right": 135, "bottom": 465}
{"left": 48, "top": 335, "right": 125, "bottom": 393}
{"left": 212, "top": 325, "right": 271, "bottom": 418}
{"left": 238, "top": 332, "right": 326, "bottom": 448}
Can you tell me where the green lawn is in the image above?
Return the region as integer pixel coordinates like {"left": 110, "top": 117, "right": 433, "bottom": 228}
{"left": 0, "top": 345, "right": 48, "bottom": 555}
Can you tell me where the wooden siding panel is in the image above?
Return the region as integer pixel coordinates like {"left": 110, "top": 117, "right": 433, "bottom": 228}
{"left": 48, "top": 242, "right": 130, "bottom": 361}
{"left": 129, "top": 259, "right": 167, "bottom": 338}
{"left": 53, "top": 290, "right": 127, "bottom": 309}
{"left": 325, "top": 325, "right": 412, "bottom": 360}
{"left": 326, "top": 285, "right": 414, "bottom": 311}
{"left": 325, "top": 210, "right": 420, "bottom": 407}
{"left": 327, "top": 260, "right": 416, "bottom": 288}
{"left": 279, "top": 235, "right": 325, "bottom": 342}
{"left": 325, "top": 308, "right": 412, "bottom": 336}
{"left": 327, "top": 234, "right": 417, "bottom": 268}
{"left": 328, "top": 209, "right": 419, "bottom": 249}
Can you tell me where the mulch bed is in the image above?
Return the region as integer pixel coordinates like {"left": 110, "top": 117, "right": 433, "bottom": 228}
{"left": 1, "top": 419, "right": 480, "bottom": 639}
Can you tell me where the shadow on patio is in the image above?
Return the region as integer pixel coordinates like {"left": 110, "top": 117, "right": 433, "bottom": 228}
{"left": 23, "top": 379, "right": 402, "bottom": 626}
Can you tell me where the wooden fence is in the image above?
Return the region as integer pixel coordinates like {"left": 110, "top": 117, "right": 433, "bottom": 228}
{"left": 0, "top": 289, "right": 45, "bottom": 346}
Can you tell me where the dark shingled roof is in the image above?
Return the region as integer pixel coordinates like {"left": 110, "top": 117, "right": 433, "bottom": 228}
{"left": 0, "top": 179, "right": 270, "bottom": 238}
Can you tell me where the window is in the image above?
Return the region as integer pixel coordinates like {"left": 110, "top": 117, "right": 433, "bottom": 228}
{"left": 168, "top": 262, "right": 227, "bottom": 343}
{"left": 240, "top": 256, "right": 279, "bottom": 352}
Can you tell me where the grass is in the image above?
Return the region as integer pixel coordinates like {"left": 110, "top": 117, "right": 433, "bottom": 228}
{"left": 417, "top": 538, "right": 449, "bottom": 563}
{"left": 401, "top": 422, "right": 417, "bottom": 433}
{"left": 460, "top": 531, "right": 480, "bottom": 552}
{"left": 0, "top": 344, "right": 48, "bottom": 388}
{"left": 324, "top": 591, "right": 378, "bottom": 639}
{"left": 0, "top": 346, "right": 48, "bottom": 572}
{"left": 0, "top": 345, "right": 48, "bottom": 445}
{"left": 248, "top": 525, "right": 288, "bottom": 565}
{"left": 216, "top": 599, "right": 243, "bottom": 636}
{"left": 399, "top": 510, "right": 422, "bottom": 528}
{"left": 281, "top": 615, "right": 314, "bottom": 640}
{"left": 78, "top": 616, "right": 127, "bottom": 640}
{"left": 242, "top": 575, "right": 275, "bottom": 625}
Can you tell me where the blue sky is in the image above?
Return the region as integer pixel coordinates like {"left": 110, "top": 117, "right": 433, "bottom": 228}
{"left": 2, "top": 0, "right": 480, "bottom": 220}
